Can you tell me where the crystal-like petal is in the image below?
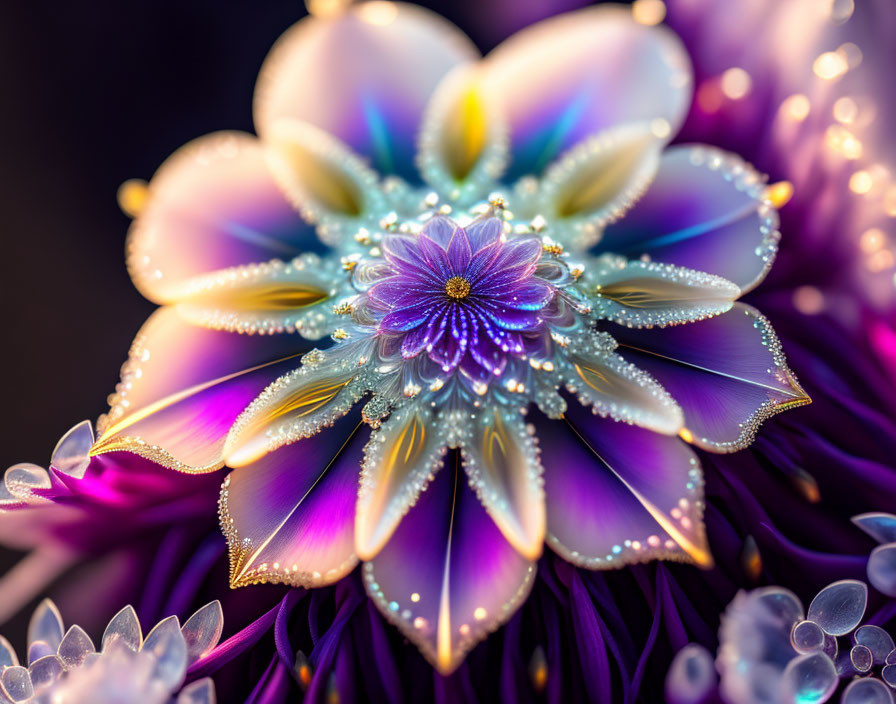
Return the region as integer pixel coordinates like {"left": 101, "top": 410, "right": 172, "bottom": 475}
{"left": 855, "top": 625, "right": 896, "bottom": 665}
{"left": 868, "top": 544, "right": 896, "bottom": 597}
{"left": 613, "top": 303, "right": 810, "bottom": 452}
{"left": 589, "top": 255, "right": 740, "bottom": 328}
{"left": 417, "top": 64, "right": 508, "bottom": 204}
{"left": 807, "top": 580, "right": 868, "bottom": 636}
{"left": 665, "top": 644, "right": 717, "bottom": 704}
{"left": 852, "top": 644, "right": 874, "bottom": 673}
{"left": 791, "top": 620, "right": 825, "bottom": 654}
{"left": 142, "top": 616, "right": 187, "bottom": 691}
{"left": 599, "top": 145, "right": 780, "bottom": 292}
{"left": 852, "top": 513, "right": 896, "bottom": 544}
{"left": 4, "top": 464, "right": 51, "bottom": 503}
{"left": 842, "top": 678, "right": 894, "bottom": 704}
{"left": 363, "top": 458, "right": 535, "bottom": 674}
{"left": 102, "top": 605, "right": 142, "bottom": 653}
{"left": 538, "top": 409, "right": 710, "bottom": 569}
{"left": 181, "top": 601, "right": 224, "bottom": 665}
{"left": 223, "top": 413, "right": 365, "bottom": 587}
{"left": 779, "top": 652, "right": 837, "bottom": 704}
{"left": 461, "top": 407, "right": 545, "bottom": 560}
{"left": 177, "top": 677, "right": 217, "bottom": 704}
{"left": 28, "top": 599, "right": 64, "bottom": 655}
{"left": 127, "top": 132, "right": 318, "bottom": 304}
{"left": 57, "top": 625, "right": 95, "bottom": 669}
{"left": 0, "top": 635, "right": 18, "bottom": 669}
{"left": 223, "top": 349, "right": 363, "bottom": 468}
{"left": 0, "top": 666, "right": 33, "bottom": 702}
{"left": 356, "top": 405, "right": 449, "bottom": 560}
{"left": 565, "top": 348, "right": 684, "bottom": 436}
{"left": 28, "top": 655, "right": 63, "bottom": 692}
{"left": 254, "top": 2, "right": 478, "bottom": 180}
{"left": 482, "top": 5, "right": 691, "bottom": 178}
{"left": 50, "top": 420, "right": 94, "bottom": 479}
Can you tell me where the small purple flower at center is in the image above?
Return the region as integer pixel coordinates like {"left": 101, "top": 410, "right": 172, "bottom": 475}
{"left": 368, "top": 215, "right": 555, "bottom": 379}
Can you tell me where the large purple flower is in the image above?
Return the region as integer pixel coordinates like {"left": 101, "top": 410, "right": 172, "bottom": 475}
{"left": 370, "top": 216, "right": 552, "bottom": 377}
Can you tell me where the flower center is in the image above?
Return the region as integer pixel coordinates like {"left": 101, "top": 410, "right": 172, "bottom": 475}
{"left": 444, "top": 276, "right": 472, "bottom": 300}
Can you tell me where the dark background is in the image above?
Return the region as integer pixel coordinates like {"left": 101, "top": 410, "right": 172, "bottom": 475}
{"left": 0, "top": 0, "right": 590, "bottom": 469}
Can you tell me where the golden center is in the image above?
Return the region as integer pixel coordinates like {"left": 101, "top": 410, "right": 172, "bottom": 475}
{"left": 445, "top": 276, "right": 472, "bottom": 300}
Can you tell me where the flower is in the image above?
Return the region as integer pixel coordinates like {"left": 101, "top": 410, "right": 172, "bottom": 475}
{"left": 67, "top": 1, "right": 816, "bottom": 674}
{"left": 0, "top": 598, "right": 222, "bottom": 703}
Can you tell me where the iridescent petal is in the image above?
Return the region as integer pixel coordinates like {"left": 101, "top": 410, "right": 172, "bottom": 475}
{"left": 539, "top": 409, "right": 710, "bottom": 569}
{"left": 57, "top": 626, "right": 95, "bottom": 669}
{"left": 363, "top": 459, "right": 535, "bottom": 674}
{"left": 355, "top": 405, "right": 449, "bottom": 560}
{"left": 482, "top": 5, "right": 691, "bottom": 177}
{"left": 177, "top": 677, "right": 217, "bottom": 704}
{"left": 461, "top": 408, "right": 545, "bottom": 560}
{"left": 127, "top": 132, "right": 318, "bottom": 304}
{"left": 417, "top": 63, "right": 508, "bottom": 204}
{"left": 589, "top": 255, "right": 740, "bottom": 328}
{"left": 254, "top": 2, "right": 478, "bottom": 179}
{"left": 50, "top": 420, "right": 94, "bottom": 479}
{"left": 101, "top": 605, "right": 142, "bottom": 652}
{"left": 807, "top": 580, "right": 867, "bottom": 636}
{"left": 181, "top": 601, "right": 224, "bottom": 665}
{"left": 0, "top": 666, "right": 33, "bottom": 702}
{"left": 28, "top": 655, "right": 63, "bottom": 692}
{"left": 855, "top": 625, "right": 895, "bottom": 665}
{"left": 852, "top": 513, "right": 896, "bottom": 544}
{"left": 842, "top": 678, "right": 894, "bottom": 704}
{"left": 0, "top": 635, "right": 18, "bottom": 668}
{"left": 223, "top": 349, "right": 363, "bottom": 468}
{"left": 222, "top": 414, "right": 365, "bottom": 587}
{"left": 3, "top": 464, "right": 51, "bottom": 504}
{"left": 142, "top": 616, "right": 187, "bottom": 691}
{"left": 599, "top": 145, "right": 780, "bottom": 292}
{"left": 868, "top": 544, "right": 896, "bottom": 597}
{"left": 613, "top": 303, "right": 810, "bottom": 452}
{"left": 28, "top": 599, "right": 64, "bottom": 655}
{"left": 779, "top": 652, "right": 837, "bottom": 704}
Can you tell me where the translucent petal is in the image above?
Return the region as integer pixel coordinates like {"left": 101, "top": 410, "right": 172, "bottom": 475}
{"left": 0, "top": 635, "right": 19, "bottom": 668}
{"left": 142, "top": 617, "right": 187, "bottom": 691}
{"left": 599, "top": 145, "right": 780, "bottom": 292}
{"left": 126, "top": 132, "right": 318, "bottom": 304}
{"left": 888, "top": 649, "right": 896, "bottom": 666}
{"left": 461, "top": 407, "right": 545, "bottom": 560}
{"left": 181, "top": 602, "right": 223, "bottom": 666}
{"left": 852, "top": 644, "right": 874, "bottom": 672}
{"left": 589, "top": 255, "right": 740, "bottom": 328}
{"left": 356, "top": 405, "right": 449, "bottom": 560}
{"left": 807, "top": 580, "right": 868, "bottom": 636}
{"left": 223, "top": 414, "right": 365, "bottom": 587}
{"left": 223, "top": 350, "right": 363, "bottom": 468}
{"left": 538, "top": 122, "right": 665, "bottom": 249}
{"left": 50, "top": 420, "right": 94, "bottom": 479}
{"left": 57, "top": 625, "right": 95, "bottom": 669}
{"left": 28, "top": 599, "right": 64, "bottom": 654}
{"left": 791, "top": 620, "right": 825, "bottom": 654}
{"left": 613, "top": 303, "right": 810, "bottom": 452}
{"left": 565, "top": 348, "right": 684, "bottom": 436}
{"left": 264, "top": 119, "right": 387, "bottom": 237}
{"left": 94, "top": 307, "right": 306, "bottom": 472}
{"left": 664, "top": 643, "right": 716, "bottom": 704}
{"left": 364, "top": 459, "right": 535, "bottom": 674}
{"left": 28, "top": 655, "right": 63, "bottom": 692}
{"left": 4, "top": 464, "right": 51, "bottom": 502}
{"left": 778, "top": 652, "right": 837, "bottom": 704}
{"left": 482, "top": 5, "right": 691, "bottom": 178}
{"left": 842, "top": 678, "right": 894, "bottom": 704}
{"left": 417, "top": 63, "right": 508, "bottom": 205}
{"left": 883, "top": 664, "right": 896, "bottom": 687}
{"left": 539, "top": 409, "right": 710, "bottom": 569}
{"left": 177, "top": 677, "right": 217, "bottom": 704}
{"left": 27, "top": 641, "right": 53, "bottom": 665}
{"left": 254, "top": 2, "right": 478, "bottom": 179}
{"left": 855, "top": 625, "right": 895, "bottom": 665}
{"left": 102, "top": 605, "right": 143, "bottom": 653}
{"left": 0, "top": 666, "right": 33, "bottom": 702}
{"left": 853, "top": 513, "right": 896, "bottom": 544}
{"left": 868, "top": 544, "right": 896, "bottom": 597}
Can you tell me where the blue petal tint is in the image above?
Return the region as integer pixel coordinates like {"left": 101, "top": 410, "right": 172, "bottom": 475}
{"left": 868, "top": 544, "right": 896, "bottom": 597}
{"left": 806, "top": 580, "right": 868, "bottom": 636}
{"left": 852, "top": 513, "right": 896, "bottom": 544}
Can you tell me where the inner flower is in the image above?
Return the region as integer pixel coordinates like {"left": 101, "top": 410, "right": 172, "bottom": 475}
{"left": 364, "top": 214, "right": 555, "bottom": 379}
{"left": 444, "top": 276, "right": 471, "bottom": 300}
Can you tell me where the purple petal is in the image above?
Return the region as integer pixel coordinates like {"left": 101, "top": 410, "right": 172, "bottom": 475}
{"left": 446, "top": 227, "right": 473, "bottom": 272}
{"left": 465, "top": 216, "right": 504, "bottom": 251}
{"left": 504, "top": 281, "right": 554, "bottom": 310}
{"left": 380, "top": 305, "right": 435, "bottom": 333}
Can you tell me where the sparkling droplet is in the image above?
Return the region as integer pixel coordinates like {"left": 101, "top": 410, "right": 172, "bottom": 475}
{"left": 779, "top": 652, "right": 838, "bottom": 704}
{"left": 806, "top": 580, "right": 867, "bottom": 636}
{"left": 791, "top": 620, "right": 825, "bottom": 653}
{"left": 665, "top": 643, "right": 716, "bottom": 704}
{"left": 842, "top": 677, "right": 894, "bottom": 704}
{"left": 868, "top": 544, "right": 896, "bottom": 597}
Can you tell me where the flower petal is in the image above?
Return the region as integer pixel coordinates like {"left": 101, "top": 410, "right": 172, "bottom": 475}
{"left": 101, "top": 605, "right": 142, "bottom": 653}
{"left": 589, "top": 255, "right": 740, "bottom": 327}
{"left": 461, "top": 407, "right": 545, "bottom": 560}
{"left": 127, "top": 132, "right": 318, "bottom": 304}
{"left": 363, "top": 457, "right": 535, "bottom": 674}
{"left": 254, "top": 2, "right": 478, "bottom": 180}
{"left": 482, "top": 5, "right": 691, "bottom": 178}
{"left": 540, "top": 407, "right": 710, "bottom": 569}
{"left": 28, "top": 599, "right": 64, "bottom": 655}
{"left": 598, "top": 145, "right": 781, "bottom": 292}
{"left": 222, "top": 413, "right": 365, "bottom": 588}
{"left": 612, "top": 303, "right": 811, "bottom": 452}
{"left": 417, "top": 63, "right": 508, "bottom": 204}
{"left": 50, "top": 421, "right": 94, "bottom": 480}
{"left": 181, "top": 601, "right": 224, "bottom": 666}
{"left": 355, "top": 404, "right": 449, "bottom": 560}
